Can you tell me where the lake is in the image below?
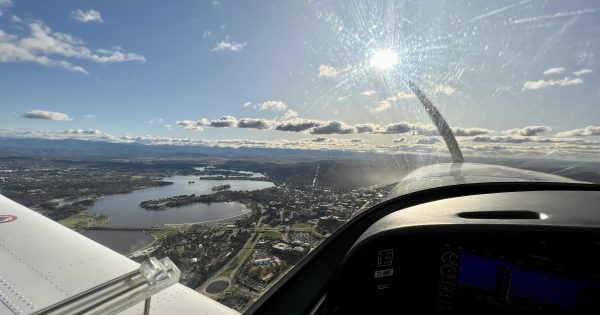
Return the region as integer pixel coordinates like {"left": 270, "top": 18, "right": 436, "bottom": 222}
{"left": 80, "top": 173, "right": 274, "bottom": 254}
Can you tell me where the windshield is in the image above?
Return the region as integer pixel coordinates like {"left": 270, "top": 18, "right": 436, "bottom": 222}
{"left": 1, "top": 0, "right": 599, "bottom": 312}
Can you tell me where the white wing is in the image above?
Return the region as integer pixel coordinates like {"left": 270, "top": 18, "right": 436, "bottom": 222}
{"left": 0, "top": 194, "right": 238, "bottom": 315}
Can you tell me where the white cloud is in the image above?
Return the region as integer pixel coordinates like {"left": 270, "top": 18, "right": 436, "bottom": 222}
{"left": 318, "top": 64, "right": 339, "bottom": 78}
{"left": 209, "top": 116, "right": 237, "bottom": 127}
{"left": 21, "top": 109, "right": 72, "bottom": 121}
{"left": 212, "top": 1, "right": 221, "bottom": 8}
{"left": 543, "top": 67, "right": 564, "bottom": 75}
{"left": 434, "top": 85, "right": 455, "bottom": 95}
{"left": 282, "top": 109, "right": 298, "bottom": 120}
{"left": 371, "top": 99, "right": 392, "bottom": 113}
{"left": 573, "top": 69, "right": 592, "bottom": 76}
{"left": 397, "top": 91, "right": 416, "bottom": 99}
{"left": 258, "top": 100, "right": 287, "bottom": 112}
{"left": 556, "top": 126, "right": 600, "bottom": 137}
{"left": 243, "top": 101, "right": 252, "bottom": 108}
{"left": 71, "top": 9, "right": 103, "bottom": 23}
{"left": 355, "top": 123, "right": 379, "bottom": 133}
{"left": 11, "top": 15, "right": 20, "bottom": 22}
{"left": 0, "top": 22, "right": 145, "bottom": 74}
{"left": 393, "top": 138, "right": 406, "bottom": 143}
{"left": 360, "top": 90, "right": 377, "bottom": 96}
{"left": 310, "top": 121, "right": 355, "bottom": 135}
{"left": 148, "top": 117, "right": 164, "bottom": 124}
{"left": 522, "top": 77, "right": 583, "bottom": 90}
{"left": 452, "top": 127, "right": 493, "bottom": 137}
{"left": 83, "top": 114, "right": 95, "bottom": 121}
{"left": 0, "top": 0, "right": 12, "bottom": 16}
{"left": 416, "top": 137, "right": 442, "bottom": 144}
{"left": 203, "top": 31, "right": 212, "bottom": 39}
{"left": 275, "top": 119, "right": 323, "bottom": 132}
{"left": 237, "top": 118, "right": 273, "bottom": 129}
{"left": 212, "top": 39, "right": 246, "bottom": 51}
{"left": 503, "top": 125, "right": 551, "bottom": 136}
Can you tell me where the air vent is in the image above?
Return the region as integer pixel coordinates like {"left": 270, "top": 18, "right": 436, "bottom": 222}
{"left": 457, "top": 210, "right": 542, "bottom": 220}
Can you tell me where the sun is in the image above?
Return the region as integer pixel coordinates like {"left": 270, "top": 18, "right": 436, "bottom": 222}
{"left": 370, "top": 49, "right": 399, "bottom": 70}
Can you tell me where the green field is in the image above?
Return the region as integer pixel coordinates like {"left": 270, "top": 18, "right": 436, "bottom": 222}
{"left": 59, "top": 212, "right": 108, "bottom": 228}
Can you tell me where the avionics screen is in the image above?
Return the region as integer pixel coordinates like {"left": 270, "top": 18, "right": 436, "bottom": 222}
{"left": 450, "top": 253, "right": 600, "bottom": 314}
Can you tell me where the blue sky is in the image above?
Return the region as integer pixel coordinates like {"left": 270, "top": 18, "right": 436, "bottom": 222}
{"left": 1, "top": 0, "right": 599, "bottom": 160}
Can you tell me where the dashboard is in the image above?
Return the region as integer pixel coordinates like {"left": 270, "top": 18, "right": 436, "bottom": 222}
{"left": 324, "top": 191, "right": 600, "bottom": 314}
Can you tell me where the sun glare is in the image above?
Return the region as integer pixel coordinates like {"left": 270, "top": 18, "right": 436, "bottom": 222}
{"left": 370, "top": 49, "right": 399, "bottom": 70}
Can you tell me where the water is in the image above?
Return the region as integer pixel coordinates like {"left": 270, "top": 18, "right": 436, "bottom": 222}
{"left": 81, "top": 230, "right": 155, "bottom": 255}
{"left": 80, "top": 174, "right": 274, "bottom": 254}
{"left": 87, "top": 175, "right": 274, "bottom": 226}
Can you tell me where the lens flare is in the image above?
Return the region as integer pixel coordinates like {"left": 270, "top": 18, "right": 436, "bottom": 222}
{"left": 370, "top": 49, "right": 399, "bottom": 70}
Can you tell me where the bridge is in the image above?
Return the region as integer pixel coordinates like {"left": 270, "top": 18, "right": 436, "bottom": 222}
{"left": 84, "top": 225, "right": 177, "bottom": 231}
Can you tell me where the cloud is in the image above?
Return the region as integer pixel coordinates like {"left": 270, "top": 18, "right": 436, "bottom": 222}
{"left": 212, "top": 1, "right": 221, "bottom": 8}
{"left": 310, "top": 121, "right": 355, "bottom": 134}
{"left": 556, "top": 126, "right": 600, "bottom": 137}
{"left": 311, "top": 137, "right": 329, "bottom": 142}
{"left": 371, "top": 99, "right": 392, "bottom": 113}
{"left": 393, "top": 138, "right": 406, "bottom": 143}
{"left": 318, "top": 64, "right": 339, "bottom": 78}
{"left": 209, "top": 116, "right": 237, "bottom": 128}
{"left": 281, "top": 109, "right": 298, "bottom": 120}
{"left": 275, "top": 119, "right": 323, "bottom": 132}
{"left": 434, "top": 85, "right": 455, "bottom": 95}
{"left": 212, "top": 39, "right": 246, "bottom": 51}
{"left": 243, "top": 101, "right": 252, "bottom": 108}
{"left": 0, "top": 22, "right": 145, "bottom": 74}
{"left": 360, "top": 90, "right": 377, "bottom": 96}
{"left": 237, "top": 118, "right": 273, "bottom": 129}
{"left": 21, "top": 109, "right": 72, "bottom": 121}
{"left": 148, "top": 117, "right": 163, "bottom": 124}
{"left": 416, "top": 137, "right": 441, "bottom": 145}
{"left": 71, "top": 9, "right": 103, "bottom": 23}
{"left": 522, "top": 77, "right": 583, "bottom": 90}
{"left": 203, "top": 31, "right": 212, "bottom": 39}
{"left": 176, "top": 119, "right": 209, "bottom": 131}
{"left": 258, "top": 100, "right": 287, "bottom": 111}
{"left": 453, "top": 127, "right": 493, "bottom": 137}
{"left": 83, "top": 114, "right": 95, "bottom": 121}
{"left": 543, "top": 67, "right": 564, "bottom": 75}
{"left": 573, "top": 69, "right": 592, "bottom": 76}
{"left": 355, "top": 123, "right": 379, "bottom": 133}
{"left": 397, "top": 91, "right": 416, "bottom": 99}
{"left": 503, "top": 125, "right": 550, "bottom": 136}
{"left": 380, "top": 122, "right": 434, "bottom": 135}
{"left": 0, "top": 0, "right": 12, "bottom": 16}
{"left": 350, "top": 138, "right": 363, "bottom": 143}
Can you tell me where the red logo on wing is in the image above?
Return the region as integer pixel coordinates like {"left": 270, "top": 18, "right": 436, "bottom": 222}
{"left": 0, "top": 215, "right": 17, "bottom": 223}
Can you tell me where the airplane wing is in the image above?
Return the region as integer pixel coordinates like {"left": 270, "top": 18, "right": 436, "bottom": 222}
{"left": 0, "top": 194, "right": 238, "bottom": 315}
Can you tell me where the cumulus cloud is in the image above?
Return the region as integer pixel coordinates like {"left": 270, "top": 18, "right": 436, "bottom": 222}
{"left": 311, "top": 137, "right": 329, "bottom": 142}
{"left": 360, "top": 90, "right": 377, "bottom": 96}
{"left": 416, "top": 137, "right": 441, "bottom": 144}
{"left": 556, "top": 126, "right": 600, "bottom": 137}
{"left": 275, "top": 119, "right": 323, "bottom": 132}
{"left": 237, "top": 118, "right": 273, "bottom": 129}
{"left": 71, "top": 9, "right": 103, "bottom": 23}
{"left": 243, "top": 101, "right": 252, "bottom": 108}
{"left": 434, "top": 85, "right": 455, "bottom": 95}
{"left": 21, "top": 109, "right": 72, "bottom": 121}
{"left": 310, "top": 121, "right": 355, "bottom": 134}
{"left": 209, "top": 116, "right": 238, "bottom": 127}
{"left": 573, "top": 69, "right": 592, "bottom": 76}
{"left": 0, "top": 0, "right": 12, "bottom": 16}
{"left": 397, "top": 91, "right": 416, "bottom": 99}
{"left": 355, "top": 123, "right": 379, "bottom": 133}
{"left": 0, "top": 22, "right": 145, "bottom": 74}
{"left": 281, "top": 109, "right": 298, "bottom": 120}
{"left": 258, "top": 101, "right": 287, "bottom": 111}
{"left": 543, "top": 67, "right": 564, "bottom": 75}
{"left": 350, "top": 138, "right": 363, "bottom": 143}
{"left": 212, "top": 39, "right": 246, "bottom": 51}
{"left": 379, "top": 122, "right": 434, "bottom": 135}
{"left": 453, "top": 127, "right": 493, "bottom": 137}
{"left": 318, "top": 64, "right": 339, "bottom": 77}
{"left": 393, "top": 138, "right": 406, "bottom": 143}
{"left": 503, "top": 125, "right": 550, "bottom": 136}
{"left": 176, "top": 119, "right": 209, "bottom": 131}
{"left": 371, "top": 99, "right": 392, "bottom": 113}
{"left": 522, "top": 77, "right": 583, "bottom": 90}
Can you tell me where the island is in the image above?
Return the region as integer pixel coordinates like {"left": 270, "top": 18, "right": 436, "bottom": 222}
{"left": 212, "top": 184, "right": 231, "bottom": 192}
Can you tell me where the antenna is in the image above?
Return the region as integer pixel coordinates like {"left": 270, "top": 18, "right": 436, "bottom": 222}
{"left": 408, "top": 81, "right": 464, "bottom": 163}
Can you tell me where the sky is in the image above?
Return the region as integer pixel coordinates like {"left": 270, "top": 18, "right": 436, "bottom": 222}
{"left": 1, "top": 0, "right": 599, "bottom": 160}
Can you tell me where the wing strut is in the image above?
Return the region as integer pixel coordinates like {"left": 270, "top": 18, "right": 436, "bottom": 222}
{"left": 408, "top": 81, "right": 464, "bottom": 163}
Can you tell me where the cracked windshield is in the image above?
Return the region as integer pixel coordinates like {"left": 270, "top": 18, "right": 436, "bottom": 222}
{"left": 1, "top": 0, "right": 600, "bottom": 312}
